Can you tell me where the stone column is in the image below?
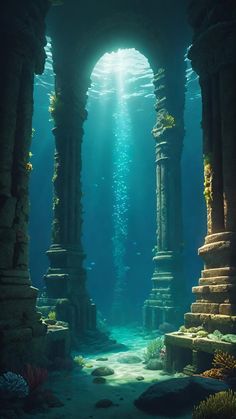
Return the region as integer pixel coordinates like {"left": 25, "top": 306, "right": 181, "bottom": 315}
{"left": 165, "top": 0, "right": 236, "bottom": 373}
{"left": 0, "top": 0, "right": 49, "bottom": 370}
{"left": 143, "top": 64, "right": 185, "bottom": 330}
{"left": 44, "top": 62, "right": 96, "bottom": 336}
{"left": 184, "top": 2, "right": 236, "bottom": 334}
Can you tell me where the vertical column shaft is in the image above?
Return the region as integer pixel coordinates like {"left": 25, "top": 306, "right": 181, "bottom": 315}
{"left": 143, "top": 63, "right": 185, "bottom": 329}
{"left": 44, "top": 65, "right": 96, "bottom": 335}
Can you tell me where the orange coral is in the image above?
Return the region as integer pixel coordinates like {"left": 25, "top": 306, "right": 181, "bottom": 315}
{"left": 201, "top": 368, "right": 226, "bottom": 380}
{"left": 201, "top": 351, "right": 236, "bottom": 381}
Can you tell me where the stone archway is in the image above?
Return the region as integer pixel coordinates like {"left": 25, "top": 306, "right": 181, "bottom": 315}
{"left": 43, "top": 5, "right": 189, "bottom": 338}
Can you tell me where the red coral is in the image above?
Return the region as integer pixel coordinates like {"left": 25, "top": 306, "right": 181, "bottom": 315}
{"left": 22, "top": 364, "right": 48, "bottom": 391}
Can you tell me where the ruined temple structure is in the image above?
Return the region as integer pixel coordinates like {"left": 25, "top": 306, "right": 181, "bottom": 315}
{"left": 165, "top": 0, "right": 236, "bottom": 373}
{"left": 0, "top": 0, "right": 236, "bottom": 373}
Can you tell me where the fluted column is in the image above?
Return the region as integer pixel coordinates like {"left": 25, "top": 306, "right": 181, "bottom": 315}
{"left": 44, "top": 63, "right": 96, "bottom": 335}
{"left": 143, "top": 65, "right": 185, "bottom": 329}
{"left": 0, "top": 0, "right": 49, "bottom": 370}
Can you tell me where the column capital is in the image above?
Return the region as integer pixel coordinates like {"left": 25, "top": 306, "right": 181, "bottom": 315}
{"left": 189, "top": 21, "right": 236, "bottom": 79}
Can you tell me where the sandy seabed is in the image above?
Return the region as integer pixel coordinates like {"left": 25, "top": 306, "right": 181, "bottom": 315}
{"left": 28, "top": 327, "right": 192, "bottom": 419}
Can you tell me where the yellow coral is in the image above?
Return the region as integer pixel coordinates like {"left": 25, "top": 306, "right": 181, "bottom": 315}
{"left": 203, "top": 153, "right": 214, "bottom": 207}
{"left": 213, "top": 350, "right": 236, "bottom": 376}
{"left": 193, "top": 390, "right": 236, "bottom": 419}
{"left": 49, "top": 91, "right": 64, "bottom": 124}
{"left": 25, "top": 162, "right": 33, "bottom": 171}
{"left": 48, "top": 311, "right": 56, "bottom": 321}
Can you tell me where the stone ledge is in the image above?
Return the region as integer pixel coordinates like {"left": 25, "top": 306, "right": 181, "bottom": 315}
{"left": 165, "top": 332, "right": 236, "bottom": 355}
{"left": 199, "top": 276, "right": 236, "bottom": 285}
{"left": 202, "top": 267, "right": 236, "bottom": 278}
{"left": 193, "top": 284, "right": 236, "bottom": 294}
{"left": 184, "top": 312, "right": 236, "bottom": 333}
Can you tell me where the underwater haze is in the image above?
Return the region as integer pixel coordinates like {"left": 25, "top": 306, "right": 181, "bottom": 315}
{"left": 30, "top": 42, "right": 205, "bottom": 324}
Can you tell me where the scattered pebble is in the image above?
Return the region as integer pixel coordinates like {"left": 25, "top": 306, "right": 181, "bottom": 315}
{"left": 136, "top": 376, "right": 144, "bottom": 381}
{"left": 95, "top": 399, "right": 114, "bottom": 408}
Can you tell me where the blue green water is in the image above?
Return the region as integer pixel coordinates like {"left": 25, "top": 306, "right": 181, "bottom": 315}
{"left": 30, "top": 41, "right": 205, "bottom": 323}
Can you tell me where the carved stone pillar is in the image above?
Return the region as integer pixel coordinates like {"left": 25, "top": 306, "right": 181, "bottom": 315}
{"left": 43, "top": 63, "right": 96, "bottom": 337}
{"left": 0, "top": 0, "right": 49, "bottom": 370}
{"left": 143, "top": 66, "right": 185, "bottom": 329}
{"left": 165, "top": 0, "right": 236, "bottom": 373}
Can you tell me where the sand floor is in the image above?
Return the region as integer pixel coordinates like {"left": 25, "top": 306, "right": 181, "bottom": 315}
{"left": 27, "top": 327, "right": 192, "bottom": 419}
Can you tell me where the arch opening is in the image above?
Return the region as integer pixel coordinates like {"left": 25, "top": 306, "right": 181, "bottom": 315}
{"left": 82, "top": 48, "right": 156, "bottom": 325}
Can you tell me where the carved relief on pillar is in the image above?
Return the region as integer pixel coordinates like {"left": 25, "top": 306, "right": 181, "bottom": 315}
{"left": 143, "top": 64, "right": 185, "bottom": 329}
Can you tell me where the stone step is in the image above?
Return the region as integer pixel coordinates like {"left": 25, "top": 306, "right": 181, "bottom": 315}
{"left": 193, "top": 284, "right": 236, "bottom": 294}
{"left": 184, "top": 312, "right": 236, "bottom": 334}
{"left": 199, "top": 276, "right": 236, "bottom": 285}
{"left": 191, "top": 302, "right": 219, "bottom": 314}
{"left": 37, "top": 297, "right": 58, "bottom": 306}
{"left": 36, "top": 306, "right": 56, "bottom": 317}
{"left": 219, "top": 304, "right": 236, "bottom": 316}
{"left": 202, "top": 267, "right": 236, "bottom": 278}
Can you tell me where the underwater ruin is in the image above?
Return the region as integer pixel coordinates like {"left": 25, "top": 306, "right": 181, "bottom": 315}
{"left": 1, "top": 0, "right": 236, "bottom": 418}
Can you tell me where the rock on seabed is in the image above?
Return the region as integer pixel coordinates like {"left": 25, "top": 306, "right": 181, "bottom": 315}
{"left": 134, "top": 376, "right": 229, "bottom": 415}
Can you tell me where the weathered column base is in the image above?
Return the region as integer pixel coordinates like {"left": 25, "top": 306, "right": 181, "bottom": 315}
{"left": 0, "top": 269, "right": 47, "bottom": 371}
{"left": 164, "top": 232, "right": 236, "bottom": 373}
{"left": 143, "top": 302, "right": 182, "bottom": 330}
{"left": 143, "top": 251, "right": 184, "bottom": 330}
{"left": 44, "top": 246, "right": 97, "bottom": 337}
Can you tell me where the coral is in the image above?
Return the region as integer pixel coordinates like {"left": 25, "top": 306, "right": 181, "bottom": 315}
{"left": 208, "top": 330, "right": 223, "bottom": 341}
{"left": 196, "top": 330, "right": 209, "bottom": 338}
{"left": 192, "top": 390, "right": 236, "bottom": 419}
{"left": 74, "top": 355, "right": 86, "bottom": 368}
{"left": 201, "top": 351, "right": 236, "bottom": 381}
{"left": 144, "top": 337, "right": 165, "bottom": 362}
{"left": 203, "top": 154, "right": 213, "bottom": 205}
{"left": 0, "top": 372, "right": 29, "bottom": 399}
{"left": 48, "top": 311, "right": 56, "bottom": 321}
{"left": 49, "top": 91, "right": 64, "bottom": 124}
{"left": 179, "top": 325, "right": 204, "bottom": 334}
{"left": 25, "top": 162, "right": 33, "bottom": 171}
{"left": 201, "top": 368, "right": 226, "bottom": 380}
{"left": 22, "top": 364, "right": 48, "bottom": 391}
{"left": 212, "top": 351, "right": 236, "bottom": 376}
{"left": 152, "top": 109, "right": 176, "bottom": 138}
